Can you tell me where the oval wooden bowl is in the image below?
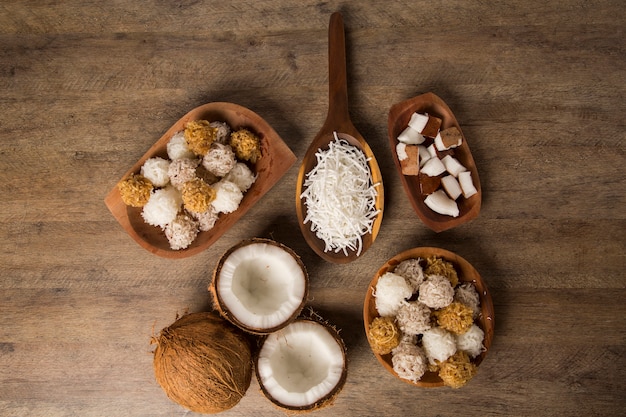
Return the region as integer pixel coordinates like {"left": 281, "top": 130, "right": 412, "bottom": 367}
{"left": 388, "top": 93, "right": 481, "bottom": 232}
{"left": 363, "top": 246, "right": 494, "bottom": 387}
{"left": 104, "top": 102, "right": 297, "bottom": 258}
{"left": 296, "top": 12, "right": 384, "bottom": 264}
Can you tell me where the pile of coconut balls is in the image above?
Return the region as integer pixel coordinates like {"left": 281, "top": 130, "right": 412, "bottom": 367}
{"left": 117, "top": 120, "right": 261, "bottom": 250}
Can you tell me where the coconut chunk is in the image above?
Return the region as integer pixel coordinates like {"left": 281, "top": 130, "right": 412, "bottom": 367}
{"left": 426, "top": 143, "right": 438, "bottom": 158}
{"left": 408, "top": 112, "right": 429, "bottom": 132}
{"left": 399, "top": 145, "right": 419, "bottom": 176}
{"left": 441, "top": 155, "right": 467, "bottom": 177}
{"left": 441, "top": 175, "right": 462, "bottom": 200}
{"left": 424, "top": 189, "right": 459, "bottom": 217}
{"left": 458, "top": 171, "right": 478, "bottom": 198}
{"left": 417, "top": 144, "right": 431, "bottom": 167}
{"left": 440, "top": 126, "right": 463, "bottom": 149}
{"left": 420, "top": 156, "right": 446, "bottom": 177}
{"left": 256, "top": 319, "right": 346, "bottom": 411}
{"left": 397, "top": 125, "right": 425, "bottom": 145}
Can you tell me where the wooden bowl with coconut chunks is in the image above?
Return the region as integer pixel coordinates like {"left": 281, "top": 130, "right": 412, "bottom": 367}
{"left": 104, "top": 102, "right": 297, "bottom": 258}
{"left": 388, "top": 92, "right": 481, "bottom": 232}
{"left": 363, "top": 247, "right": 494, "bottom": 388}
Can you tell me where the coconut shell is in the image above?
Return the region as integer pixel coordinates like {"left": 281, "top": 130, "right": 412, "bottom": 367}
{"left": 153, "top": 312, "right": 253, "bottom": 414}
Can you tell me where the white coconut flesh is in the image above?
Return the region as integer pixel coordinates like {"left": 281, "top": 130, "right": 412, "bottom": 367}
{"left": 257, "top": 320, "right": 345, "bottom": 408}
{"left": 217, "top": 242, "right": 307, "bottom": 330}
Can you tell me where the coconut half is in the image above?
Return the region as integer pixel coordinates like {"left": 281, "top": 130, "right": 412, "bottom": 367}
{"left": 152, "top": 312, "right": 253, "bottom": 414}
{"left": 210, "top": 238, "right": 308, "bottom": 334}
{"left": 256, "top": 317, "right": 348, "bottom": 412}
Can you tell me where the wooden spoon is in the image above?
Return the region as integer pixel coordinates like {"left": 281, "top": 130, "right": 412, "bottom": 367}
{"left": 295, "top": 12, "right": 384, "bottom": 264}
{"left": 388, "top": 92, "right": 481, "bottom": 232}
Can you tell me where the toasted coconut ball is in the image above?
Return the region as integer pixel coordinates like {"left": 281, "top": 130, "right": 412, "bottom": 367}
{"left": 224, "top": 162, "right": 257, "bottom": 192}
{"left": 391, "top": 340, "right": 428, "bottom": 383}
{"left": 182, "top": 178, "right": 216, "bottom": 214}
{"left": 230, "top": 128, "right": 261, "bottom": 163}
{"left": 393, "top": 258, "right": 425, "bottom": 292}
{"left": 118, "top": 174, "right": 153, "bottom": 207}
{"left": 374, "top": 272, "right": 413, "bottom": 317}
{"left": 424, "top": 256, "right": 459, "bottom": 287}
{"left": 456, "top": 324, "right": 485, "bottom": 358}
{"left": 210, "top": 121, "right": 231, "bottom": 144}
{"left": 395, "top": 301, "right": 432, "bottom": 336}
{"left": 184, "top": 120, "right": 217, "bottom": 156}
{"left": 418, "top": 274, "right": 454, "bottom": 309}
{"left": 202, "top": 142, "right": 237, "bottom": 177}
{"left": 434, "top": 302, "right": 474, "bottom": 335}
{"left": 421, "top": 327, "right": 456, "bottom": 365}
{"left": 438, "top": 351, "right": 478, "bottom": 388}
{"left": 167, "top": 130, "right": 195, "bottom": 160}
{"left": 455, "top": 282, "right": 481, "bottom": 319}
{"left": 211, "top": 180, "right": 243, "bottom": 214}
{"left": 190, "top": 206, "right": 220, "bottom": 232}
{"left": 164, "top": 213, "right": 199, "bottom": 250}
{"left": 168, "top": 158, "right": 200, "bottom": 190}
{"left": 368, "top": 316, "right": 401, "bottom": 355}
{"left": 141, "top": 186, "right": 182, "bottom": 228}
{"left": 141, "top": 157, "right": 170, "bottom": 187}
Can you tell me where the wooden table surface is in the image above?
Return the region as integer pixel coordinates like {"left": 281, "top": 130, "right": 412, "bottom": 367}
{"left": 1, "top": 1, "right": 624, "bottom": 416}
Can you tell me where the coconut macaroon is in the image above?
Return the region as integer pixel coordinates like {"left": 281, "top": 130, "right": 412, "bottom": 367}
{"left": 230, "top": 128, "right": 261, "bottom": 163}
{"left": 141, "top": 157, "right": 170, "bottom": 188}
{"left": 394, "top": 258, "right": 425, "bottom": 291}
{"left": 141, "top": 186, "right": 182, "bottom": 228}
{"left": 224, "top": 162, "right": 256, "bottom": 192}
{"left": 434, "top": 302, "right": 474, "bottom": 335}
{"left": 182, "top": 178, "right": 216, "bottom": 214}
{"left": 211, "top": 180, "right": 244, "bottom": 214}
{"left": 374, "top": 272, "right": 413, "bottom": 317}
{"left": 395, "top": 301, "right": 432, "bottom": 336}
{"left": 168, "top": 158, "right": 200, "bottom": 190}
{"left": 190, "top": 206, "right": 219, "bottom": 232}
{"left": 438, "top": 351, "right": 478, "bottom": 389}
{"left": 456, "top": 324, "right": 485, "bottom": 358}
{"left": 455, "top": 282, "right": 481, "bottom": 318}
{"left": 117, "top": 174, "right": 153, "bottom": 207}
{"left": 418, "top": 274, "right": 454, "bottom": 309}
{"left": 210, "top": 239, "right": 308, "bottom": 334}
{"left": 167, "top": 131, "right": 195, "bottom": 160}
{"left": 421, "top": 327, "right": 457, "bottom": 365}
{"left": 367, "top": 316, "right": 401, "bottom": 355}
{"left": 256, "top": 318, "right": 347, "bottom": 412}
{"left": 210, "top": 121, "right": 232, "bottom": 144}
{"left": 425, "top": 256, "right": 459, "bottom": 287}
{"left": 164, "top": 213, "right": 199, "bottom": 250}
{"left": 202, "top": 142, "right": 237, "bottom": 177}
{"left": 391, "top": 340, "right": 428, "bottom": 383}
{"left": 184, "top": 120, "right": 217, "bottom": 156}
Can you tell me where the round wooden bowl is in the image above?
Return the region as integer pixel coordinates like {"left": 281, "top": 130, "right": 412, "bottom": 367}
{"left": 104, "top": 102, "right": 297, "bottom": 258}
{"left": 363, "top": 246, "right": 494, "bottom": 387}
{"left": 388, "top": 92, "right": 481, "bottom": 232}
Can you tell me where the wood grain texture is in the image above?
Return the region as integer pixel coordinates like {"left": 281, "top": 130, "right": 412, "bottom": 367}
{"left": 0, "top": 1, "right": 624, "bottom": 416}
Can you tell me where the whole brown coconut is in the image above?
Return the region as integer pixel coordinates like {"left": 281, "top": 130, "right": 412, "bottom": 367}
{"left": 152, "top": 312, "right": 253, "bottom": 414}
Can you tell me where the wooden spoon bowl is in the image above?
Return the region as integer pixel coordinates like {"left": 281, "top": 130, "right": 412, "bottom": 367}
{"left": 388, "top": 93, "right": 481, "bottom": 232}
{"left": 295, "top": 12, "right": 384, "bottom": 264}
{"left": 363, "top": 246, "right": 495, "bottom": 387}
{"left": 104, "top": 102, "right": 296, "bottom": 258}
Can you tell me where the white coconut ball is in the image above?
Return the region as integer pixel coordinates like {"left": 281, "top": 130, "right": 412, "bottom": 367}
{"left": 224, "top": 162, "right": 257, "bottom": 192}
{"left": 374, "top": 272, "right": 413, "bottom": 317}
{"left": 422, "top": 327, "right": 457, "bottom": 365}
{"left": 456, "top": 324, "right": 484, "bottom": 358}
{"left": 141, "top": 186, "right": 182, "bottom": 228}
{"left": 167, "top": 131, "right": 195, "bottom": 160}
{"left": 211, "top": 180, "right": 243, "bottom": 214}
{"left": 141, "top": 157, "right": 170, "bottom": 187}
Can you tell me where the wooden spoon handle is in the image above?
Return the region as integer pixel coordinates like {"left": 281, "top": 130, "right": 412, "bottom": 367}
{"left": 326, "top": 12, "right": 350, "bottom": 125}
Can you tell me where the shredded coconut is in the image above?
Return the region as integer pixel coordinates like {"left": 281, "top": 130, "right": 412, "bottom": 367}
{"left": 300, "top": 133, "right": 380, "bottom": 256}
{"left": 140, "top": 157, "right": 170, "bottom": 187}
{"left": 211, "top": 180, "right": 243, "bottom": 214}
{"left": 421, "top": 327, "right": 457, "bottom": 365}
{"left": 368, "top": 316, "right": 401, "bottom": 355}
{"left": 141, "top": 186, "right": 182, "bottom": 228}
{"left": 438, "top": 351, "right": 477, "bottom": 388}
{"left": 434, "top": 302, "right": 474, "bottom": 335}
{"left": 418, "top": 274, "right": 454, "bottom": 309}
{"left": 202, "top": 142, "right": 237, "bottom": 177}
{"left": 395, "top": 301, "right": 432, "bottom": 336}
{"left": 182, "top": 178, "right": 216, "bottom": 213}
{"left": 456, "top": 324, "right": 484, "bottom": 358}
{"left": 224, "top": 162, "right": 257, "bottom": 192}
{"left": 392, "top": 341, "right": 428, "bottom": 383}
{"left": 455, "top": 282, "right": 481, "bottom": 319}
{"left": 168, "top": 158, "right": 200, "bottom": 189}
{"left": 164, "top": 213, "right": 199, "bottom": 250}
{"left": 394, "top": 258, "right": 425, "bottom": 291}
{"left": 167, "top": 131, "right": 195, "bottom": 160}
{"left": 374, "top": 272, "right": 413, "bottom": 317}
{"left": 117, "top": 174, "right": 152, "bottom": 207}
